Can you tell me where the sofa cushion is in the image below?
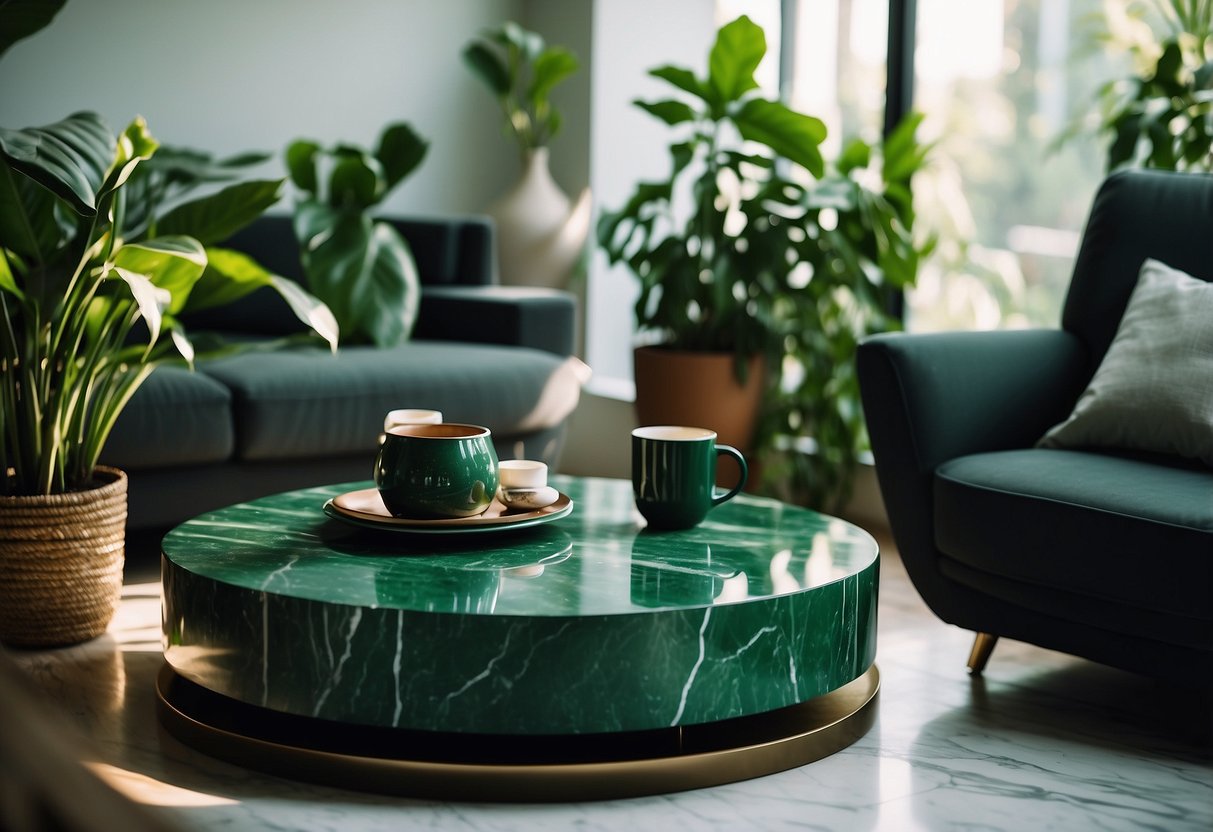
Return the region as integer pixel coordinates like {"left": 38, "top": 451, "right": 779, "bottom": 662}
{"left": 1040, "top": 258, "right": 1213, "bottom": 467}
{"left": 101, "top": 367, "right": 234, "bottom": 469}
{"left": 934, "top": 448, "right": 1213, "bottom": 622}
{"left": 201, "top": 342, "right": 582, "bottom": 462}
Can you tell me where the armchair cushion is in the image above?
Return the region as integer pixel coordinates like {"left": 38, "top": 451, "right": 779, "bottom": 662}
{"left": 935, "top": 448, "right": 1213, "bottom": 626}
{"left": 1039, "top": 259, "right": 1213, "bottom": 467}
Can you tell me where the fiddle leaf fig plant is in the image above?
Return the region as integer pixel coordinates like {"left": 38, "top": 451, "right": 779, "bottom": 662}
{"left": 286, "top": 122, "right": 429, "bottom": 346}
{"left": 463, "top": 21, "right": 579, "bottom": 153}
{"left": 0, "top": 112, "right": 337, "bottom": 496}
{"left": 598, "top": 15, "right": 827, "bottom": 368}
{"left": 598, "top": 14, "right": 932, "bottom": 510}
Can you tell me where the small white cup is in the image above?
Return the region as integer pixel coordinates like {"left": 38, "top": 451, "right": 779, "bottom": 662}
{"left": 498, "top": 459, "right": 548, "bottom": 489}
{"left": 384, "top": 409, "right": 443, "bottom": 432}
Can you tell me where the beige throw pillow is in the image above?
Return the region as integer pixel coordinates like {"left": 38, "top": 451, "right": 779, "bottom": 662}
{"left": 1038, "top": 258, "right": 1213, "bottom": 467}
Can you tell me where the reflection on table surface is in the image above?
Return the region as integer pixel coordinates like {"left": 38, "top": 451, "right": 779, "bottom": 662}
{"left": 162, "top": 476, "right": 879, "bottom": 616}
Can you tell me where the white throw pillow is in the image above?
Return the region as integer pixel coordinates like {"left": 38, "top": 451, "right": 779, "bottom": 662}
{"left": 1038, "top": 258, "right": 1213, "bottom": 467}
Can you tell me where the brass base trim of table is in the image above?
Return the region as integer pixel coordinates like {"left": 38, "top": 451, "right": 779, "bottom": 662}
{"left": 155, "top": 663, "right": 879, "bottom": 802}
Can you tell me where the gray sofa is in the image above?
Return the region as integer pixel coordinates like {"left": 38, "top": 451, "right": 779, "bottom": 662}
{"left": 102, "top": 215, "right": 583, "bottom": 531}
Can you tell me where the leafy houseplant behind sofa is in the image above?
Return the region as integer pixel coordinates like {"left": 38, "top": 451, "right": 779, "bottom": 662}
{"left": 103, "top": 214, "right": 583, "bottom": 531}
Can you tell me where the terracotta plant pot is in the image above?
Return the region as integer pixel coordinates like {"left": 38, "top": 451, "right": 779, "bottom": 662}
{"left": 633, "top": 346, "right": 765, "bottom": 487}
{"left": 0, "top": 467, "right": 127, "bottom": 647}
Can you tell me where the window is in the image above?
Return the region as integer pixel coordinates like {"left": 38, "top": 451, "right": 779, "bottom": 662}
{"left": 787, "top": 0, "right": 1122, "bottom": 331}
{"left": 587, "top": 0, "right": 1129, "bottom": 395}
{"left": 906, "top": 0, "right": 1118, "bottom": 331}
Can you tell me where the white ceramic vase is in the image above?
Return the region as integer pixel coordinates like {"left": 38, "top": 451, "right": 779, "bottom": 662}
{"left": 488, "top": 147, "right": 592, "bottom": 289}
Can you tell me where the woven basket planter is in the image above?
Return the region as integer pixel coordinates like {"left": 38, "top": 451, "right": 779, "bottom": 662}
{"left": 0, "top": 466, "right": 127, "bottom": 647}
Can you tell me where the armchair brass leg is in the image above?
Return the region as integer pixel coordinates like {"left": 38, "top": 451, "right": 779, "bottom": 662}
{"left": 967, "top": 632, "right": 998, "bottom": 675}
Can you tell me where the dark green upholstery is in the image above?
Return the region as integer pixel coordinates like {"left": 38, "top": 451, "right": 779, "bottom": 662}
{"left": 936, "top": 450, "right": 1212, "bottom": 627}
{"left": 202, "top": 342, "right": 575, "bottom": 461}
{"left": 100, "top": 367, "right": 233, "bottom": 469}
{"left": 857, "top": 170, "right": 1213, "bottom": 683}
{"left": 415, "top": 286, "right": 576, "bottom": 356}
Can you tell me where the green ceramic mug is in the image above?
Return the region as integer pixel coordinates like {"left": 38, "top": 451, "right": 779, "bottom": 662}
{"left": 375, "top": 423, "right": 499, "bottom": 520}
{"left": 631, "top": 426, "right": 748, "bottom": 530}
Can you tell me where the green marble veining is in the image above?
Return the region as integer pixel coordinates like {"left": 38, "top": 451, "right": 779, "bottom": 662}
{"left": 162, "top": 476, "right": 879, "bottom": 734}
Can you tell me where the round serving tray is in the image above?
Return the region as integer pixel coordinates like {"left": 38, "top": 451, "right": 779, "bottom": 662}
{"left": 323, "top": 488, "right": 573, "bottom": 535}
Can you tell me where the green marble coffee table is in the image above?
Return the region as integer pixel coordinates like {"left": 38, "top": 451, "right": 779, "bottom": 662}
{"left": 158, "top": 475, "right": 879, "bottom": 799}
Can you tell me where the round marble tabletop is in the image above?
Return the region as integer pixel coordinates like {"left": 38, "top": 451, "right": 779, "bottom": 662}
{"left": 162, "top": 476, "right": 879, "bottom": 735}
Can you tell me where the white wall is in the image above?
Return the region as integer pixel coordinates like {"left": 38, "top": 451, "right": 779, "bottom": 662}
{"left": 584, "top": 0, "right": 718, "bottom": 384}
{"left": 521, "top": 0, "right": 593, "bottom": 198}
{"left": 0, "top": 0, "right": 524, "bottom": 216}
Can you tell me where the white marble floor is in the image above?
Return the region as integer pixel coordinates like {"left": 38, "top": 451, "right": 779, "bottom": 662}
{"left": 8, "top": 536, "right": 1211, "bottom": 832}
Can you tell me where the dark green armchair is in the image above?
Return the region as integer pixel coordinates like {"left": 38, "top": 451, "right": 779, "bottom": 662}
{"left": 857, "top": 169, "right": 1213, "bottom": 685}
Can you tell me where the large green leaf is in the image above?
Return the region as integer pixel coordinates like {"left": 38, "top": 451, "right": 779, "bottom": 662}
{"left": 329, "top": 152, "right": 384, "bottom": 209}
{"left": 463, "top": 41, "right": 511, "bottom": 96}
{"left": 298, "top": 208, "right": 419, "bottom": 346}
{"left": 734, "top": 98, "right": 826, "bottom": 177}
{"left": 1108, "top": 111, "right": 1143, "bottom": 170}
{"left": 0, "top": 0, "right": 66, "bottom": 60}
{"left": 375, "top": 123, "right": 428, "bottom": 193}
{"left": 670, "top": 141, "right": 698, "bottom": 177}
{"left": 269, "top": 274, "right": 339, "bottom": 353}
{"left": 529, "top": 47, "right": 579, "bottom": 103}
{"left": 285, "top": 140, "right": 321, "bottom": 194}
{"left": 186, "top": 246, "right": 338, "bottom": 352}
{"left": 0, "top": 248, "right": 22, "bottom": 299}
{"left": 0, "top": 112, "right": 114, "bottom": 216}
{"left": 708, "top": 15, "right": 765, "bottom": 106}
{"left": 881, "top": 112, "right": 928, "bottom": 183}
{"left": 96, "top": 117, "right": 158, "bottom": 205}
{"left": 112, "top": 236, "right": 206, "bottom": 315}
{"left": 155, "top": 178, "right": 284, "bottom": 244}
{"left": 635, "top": 99, "right": 698, "bottom": 126}
{"left": 650, "top": 65, "right": 709, "bottom": 102}
{"left": 493, "top": 21, "right": 544, "bottom": 61}
{"left": 165, "top": 318, "right": 196, "bottom": 366}
{"left": 836, "top": 138, "right": 872, "bottom": 175}
{"left": 111, "top": 265, "right": 171, "bottom": 345}
{"left": 183, "top": 247, "right": 267, "bottom": 311}
{"left": 141, "top": 145, "right": 270, "bottom": 186}
{"left": 293, "top": 199, "right": 339, "bottom": 250}
{"left": 0, "top": 161, "right": 74, "bottom": 262}
{"left": 1149, "top": 40, "right": 1186, "bottom": 96}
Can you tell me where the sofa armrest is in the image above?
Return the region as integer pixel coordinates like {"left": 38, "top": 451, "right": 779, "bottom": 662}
{"left": 858, "top": 329, "right": 1090, "bottom": 476}
{"left": 414, "top": 286, "right": 577, "bottom": 356}
{"left": 857, "top": 329, "right": 1090, "bottom": 615}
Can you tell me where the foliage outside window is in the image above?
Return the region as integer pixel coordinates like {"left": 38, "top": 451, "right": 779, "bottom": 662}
{"left": 1077, "top": 0, "right": 1213, "bottom": 171}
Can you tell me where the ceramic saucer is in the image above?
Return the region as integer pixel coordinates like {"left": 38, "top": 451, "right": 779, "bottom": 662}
{"left": 323, "top": 488, "right": 573, "bottom": 535}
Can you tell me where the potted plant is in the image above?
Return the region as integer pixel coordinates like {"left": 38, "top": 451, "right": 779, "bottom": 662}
{"left": 598, "top": 15, "right": 931, "bottom": 509}
{"left": 286, "top": 123, "right": 429, "bottom": 345}
{"left": 462, "top": 21, "right": 590, "bottom": 288}
{"left": 0, "top": 112, "right": 336, "bottom": 647}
